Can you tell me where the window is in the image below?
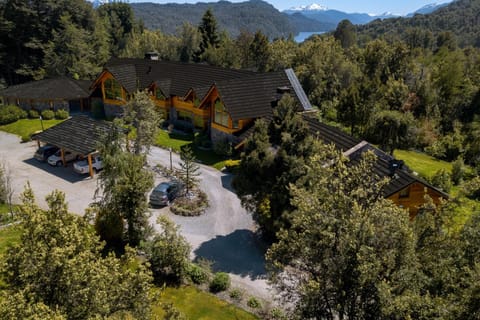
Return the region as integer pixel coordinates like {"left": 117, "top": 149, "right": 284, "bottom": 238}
{"left": 399, "top": 186, "right": 410, "bottom": 198}
{"left": 214, "top": 99, "right": 229, "bottom": 127}
{"left": 104, "top": 78, "right": 123, "bottom": 100}
{"left": 232, "top": 120, "right": 239, "bottom": 129}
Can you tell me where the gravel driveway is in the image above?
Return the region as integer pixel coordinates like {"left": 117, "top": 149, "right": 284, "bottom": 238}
{"left": 0, "top": 131, "right": 273, "bottom": 301}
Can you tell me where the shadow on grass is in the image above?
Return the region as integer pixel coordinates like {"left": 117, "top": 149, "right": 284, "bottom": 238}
{"left": 193, "top": 229, "right": 267, "bottom": 279}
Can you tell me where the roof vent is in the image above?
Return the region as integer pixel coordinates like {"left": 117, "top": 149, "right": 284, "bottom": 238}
{"left": 389, "top": 159, "right": 404, "bottom": 177}
{"left": 144, "top": 52, "right": 159, "bottom": 60}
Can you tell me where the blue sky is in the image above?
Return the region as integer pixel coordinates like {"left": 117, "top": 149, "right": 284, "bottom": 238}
{"left": 125, "top": 0, "right": 453, "bottom": 15}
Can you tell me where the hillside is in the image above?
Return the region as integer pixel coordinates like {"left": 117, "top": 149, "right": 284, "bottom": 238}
{"left": 130, "top": 0, "right": 300, "bottom": 38}
{"left": 356, "top": 0, "right": 480, "bottom": 47}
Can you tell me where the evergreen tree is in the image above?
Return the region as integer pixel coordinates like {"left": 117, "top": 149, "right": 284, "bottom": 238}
{"left": 334, "top": 19, "right": 357, "bottom": 49}
{"left": 194, "top": 8, "right": 220, "bottom": 62}
{"left": 249, "top": 30, "right": 271, "bottom": 72}
{"left": 178, "top": 145, "right": 200, "bottom": 195}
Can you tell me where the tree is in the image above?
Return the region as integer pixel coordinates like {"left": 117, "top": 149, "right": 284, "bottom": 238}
{"left": 249, "top": 30, "right": 271, "bottom": 72}
{"left": 334, "top": 19, "right": 356, "bottom": 49}
{"left": 234, "top": 95, "right": 317, "bottom": 240}
{"left": 96, "top": 123, "right": 154, "bottom": 248}
{"left": 266, "top": 150, "right": 421, "bottom": 319}
{"left": 145, "top": 216, "right": 191, "bottom": 284}
{"left": 2, "top": 186, "right": 153, "bottom": 319}
{"left": 178, "top": 145, "right": 200, "bottom": 195}
{"left": 123, "top": 90, "right": 161, "bottom": 155}
{"left": 194, "top": 8, "right": 220, "bottom": 62}
{"left": 0, "top": 160, "right": 13, "bottom": 216}
{"left": 177, "top": 22, "right": 201, "bottom": 63}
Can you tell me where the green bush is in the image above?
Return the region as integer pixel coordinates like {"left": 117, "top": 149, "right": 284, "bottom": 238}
{"left": 55, "top": 109, "right": 69, "bottom": 120}
{"left": 229, "top": 288, "right": 243, "bottom": 301}
{"left": 247, "top": 296, "right": 261, "bottom": 309}
{"left": 41, "top": 109, "right": 55, "bottom": 120}
{"left": 213, "top": 139, "right": 233, "bottom": 157}
{"left": 451, "top": 157, "right": 465, "bottom": 185}
{"left": 187, "top": 263, "right": 209, "bottom": 285}
{"left": 462, "top": 176, "right": 480, "bottom": 200}
{"left": 224, "top": 159, "right": 241, "bottom": 172}
{"left": 209, "top": 272, "right": 230, "bottom": 293}
{"left": 431, "top": 168, "right": 452, "bottom": 192}
{"left": 28, "top": 109, "right": 39, "bottom": 119}
{"left": 0, "top": 105, "right": 26, "bottom": 125}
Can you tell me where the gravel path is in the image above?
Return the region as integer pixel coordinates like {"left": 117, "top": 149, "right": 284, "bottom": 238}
{"left": 0, "top": 131, "right": 274, "bottom": 301}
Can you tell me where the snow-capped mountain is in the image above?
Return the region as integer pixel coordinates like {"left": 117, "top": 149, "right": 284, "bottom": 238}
{"left": 287, "top": 3, "right": 328, "bottom": 12}
{"left": 407, "top": 2, "right": 450, "bottom": 16}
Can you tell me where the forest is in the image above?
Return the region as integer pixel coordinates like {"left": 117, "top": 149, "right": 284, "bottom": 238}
{"left": 1, "top": 0, "right": 480, "bottom": 318}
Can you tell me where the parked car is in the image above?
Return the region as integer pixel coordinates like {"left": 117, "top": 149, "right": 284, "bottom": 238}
{"left": 149, "top": 181, "right": 184, "bottom": 207}
{"left": 73, "top": 155, "right": 103, "bottom": 174}
{"left": 47, "top": 150, "right": 78, "bottom": 166}
{"left": 34, "top": 144, "right": 59, "bottom": 162}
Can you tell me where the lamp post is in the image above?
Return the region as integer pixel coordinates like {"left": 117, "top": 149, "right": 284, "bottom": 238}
{"left": 169, "top": 147, "right": 173, "bottom": 171}
{"left": 39, "top": 115, "right": 44, "bottom": 131}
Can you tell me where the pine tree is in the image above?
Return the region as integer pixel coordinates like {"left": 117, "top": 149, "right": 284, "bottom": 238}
{"left": 194, "top": 8, "right": 220, "bottom": 62}
{"left": 178, "top": 145, "right": 200, "bottom": 195}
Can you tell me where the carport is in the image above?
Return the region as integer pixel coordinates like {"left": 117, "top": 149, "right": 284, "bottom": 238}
{"left": 32, "top": 115, "right": 112, "bottom": 177}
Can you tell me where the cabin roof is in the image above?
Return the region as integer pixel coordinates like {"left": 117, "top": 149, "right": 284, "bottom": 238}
{"left": 0, "top": 77, "right": 90, "bottom": 100}
{"left": 32, "top": 115, "right": 112, "bottom": 155}
{"left": 301, "top": 114, "right": 448, "bottom": 199}
{"left": 101, "top": 58, "right": 311, "bottom": 120}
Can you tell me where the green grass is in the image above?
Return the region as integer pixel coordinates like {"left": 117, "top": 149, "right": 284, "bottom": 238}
{"left": 154, "top": 130, "right": 230, "bottom": 170}
{"left": 153, "top": 286, "right": 258, "bottom": 320}
{"left": 0, "top": 118, "right": 64, "bottom": 141}
{"left": 393, "top": 149, "right": 453, "bottom": 179}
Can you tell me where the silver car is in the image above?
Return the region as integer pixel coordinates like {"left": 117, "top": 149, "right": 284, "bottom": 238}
{"left": 149, "top": 181, "right": 183, "bottom": 207}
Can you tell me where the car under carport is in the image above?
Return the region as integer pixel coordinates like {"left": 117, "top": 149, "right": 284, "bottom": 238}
{"left": 32, "top": 115, "right": 113, "bottom": 177}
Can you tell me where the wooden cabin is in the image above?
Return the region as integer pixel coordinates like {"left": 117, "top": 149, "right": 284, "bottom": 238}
{"left": 303, "top": 115, "right": 449, "bottom": 216}
{"left": 89, "top": 57, "right": 312, "bottom": 145}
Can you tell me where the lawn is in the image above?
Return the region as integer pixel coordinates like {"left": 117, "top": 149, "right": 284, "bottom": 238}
{"left": 153, "top": 286, "right": 258, "bottom": 320}
{"left": 393, "top": 149, "right": 453, "bottom": 179}
{"left": 0, "top": 118, "right": 64, "bottom": 142}
{"left": 154, "top": 130, "right": 230, "bottom": 170}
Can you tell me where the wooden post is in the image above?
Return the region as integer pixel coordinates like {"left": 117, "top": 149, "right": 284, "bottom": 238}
{"left": 61, "top": 148, "right": 66, "bottom": 167}
{"left": 88, "top": 154, "right": 93, "bottom": 178}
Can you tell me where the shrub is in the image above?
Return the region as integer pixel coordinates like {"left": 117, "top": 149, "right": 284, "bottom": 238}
{"left": 229, "top": 288, "right": 243, "bottom": 301}
{"left": 41, "top": 109, "right": 55, "bottom": 120}
{"left": 209, "top": 272, "right": 230, "bottom": 293}
{"left": 187, "top": 263, "right": 209, "bottom": 285}
{"left": 431, "top": 168, "right": 452, "bottom": 192}
{"left": 55, "top": 109, "right": 69, "bottom": 120}
{"left": 0, "top": 105, "right": 26, "bottom": 125}
{"left": 28, "top": 109, "right": 39, "bottom": 119}
{"left": 224, "top": 159, "right": 240, "bottom": 172}
{"left": 170, "top": 190, "right": 208, "bottom": 216}
{"left": 451, "top": 157, "right": 465, "bottom": 185}
{"left": 213, "top": 139, "right": 233, "bottom": 157}
{"left": 462, "top": 176, "right": 480, "bottom": 200}
{"left": 247, "top": 296, "right": 261, "bottom": 309}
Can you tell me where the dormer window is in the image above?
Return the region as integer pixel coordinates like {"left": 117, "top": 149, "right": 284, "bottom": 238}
{"left": 214, "top": 99, "right": 229, "bottom": 127}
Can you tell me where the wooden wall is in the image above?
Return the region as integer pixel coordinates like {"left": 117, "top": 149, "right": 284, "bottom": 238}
{"left": 388, "top": 182, "right": 446, "bottom": 217}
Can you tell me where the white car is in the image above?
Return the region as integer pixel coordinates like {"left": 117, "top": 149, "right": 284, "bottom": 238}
{"left": 47, "top": 150, "right": 78, "bottom": 166}
{"left": 73, "top": 155, "right": 103, "bottom": 174}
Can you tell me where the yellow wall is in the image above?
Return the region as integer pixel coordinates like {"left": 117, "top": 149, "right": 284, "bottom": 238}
{"left": 388, "top": 182, "right": 446, "bottom": 218}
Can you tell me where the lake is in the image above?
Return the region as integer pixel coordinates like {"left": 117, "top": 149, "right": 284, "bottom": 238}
{"left": 294, "top": 31, "right": 326, "bottom": 43}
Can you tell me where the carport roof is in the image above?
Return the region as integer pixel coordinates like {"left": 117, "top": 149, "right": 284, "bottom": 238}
{"left": 32, "top": 115, "right": 113, "bottom": 155}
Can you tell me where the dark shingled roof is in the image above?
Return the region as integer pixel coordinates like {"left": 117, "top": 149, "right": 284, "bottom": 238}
{"left": 347, "top": 142, "right": 449, "bottom": 199}
{"left": 303, "top": 114, "right": 361, "bottom": 151}
{"left": 301, "top": 114, "right": 448, "bottom": 199}
{"left": 102, "top": 58, "right": 312, "bottom": 119}
{"left": 0, "top": 77, "right": 90, "bottom": 100}
{"left": 33, "top": 115, "right": 112, "bottom": 155}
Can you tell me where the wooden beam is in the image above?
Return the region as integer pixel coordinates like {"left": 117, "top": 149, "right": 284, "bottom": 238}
{"left": 61, "top": 148, "right": 66, "bottom": 167}
{"left": 88, "top": 154, "right": 93, "bottom": 178}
